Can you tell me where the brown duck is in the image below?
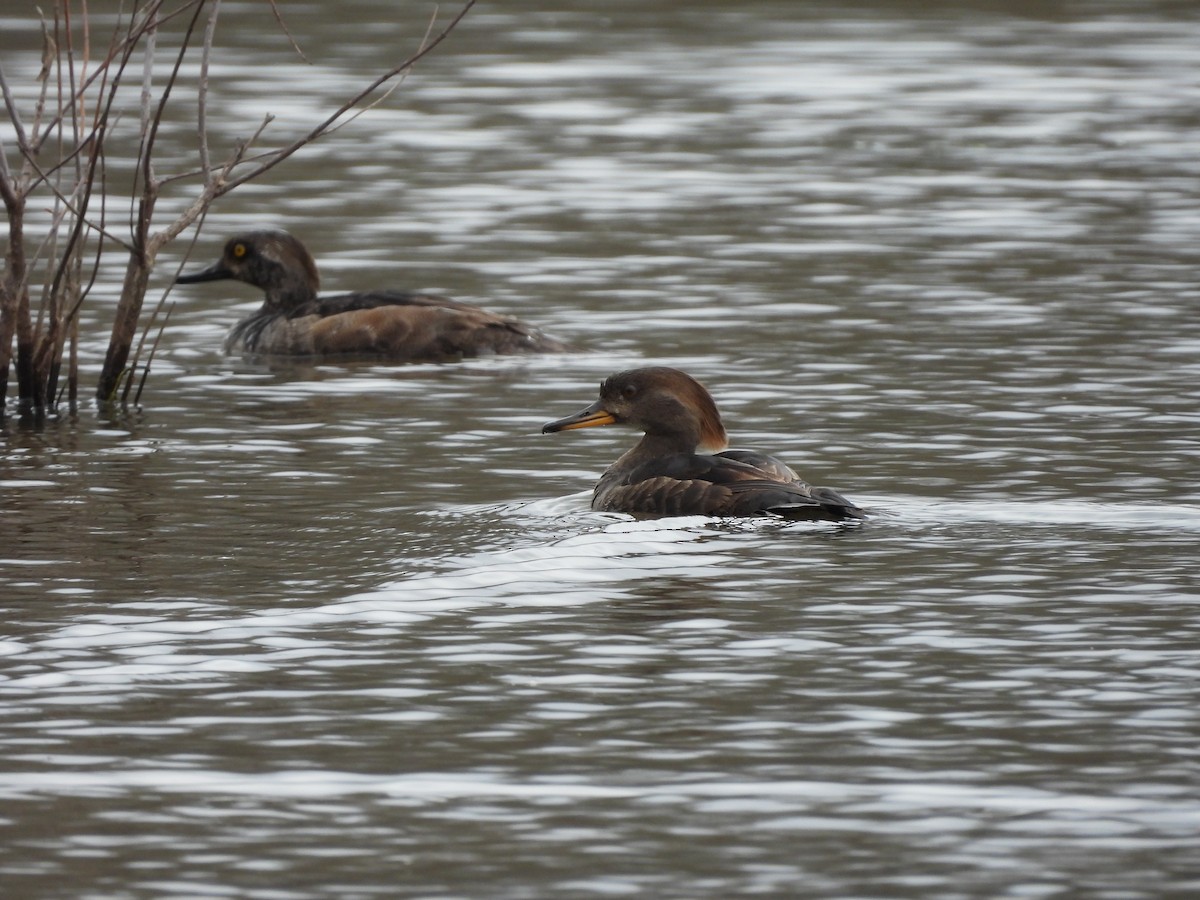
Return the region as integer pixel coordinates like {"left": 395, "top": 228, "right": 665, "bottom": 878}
{"left": 176, "top": 230, "right": 570, "bottom": 360}
{"left": 542, "top": 366, "right": 866, "bottom": 521}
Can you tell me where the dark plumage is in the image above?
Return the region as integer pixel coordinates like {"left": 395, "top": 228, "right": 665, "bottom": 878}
{"left": 175, "top": 230, "right": 570, "bottom": 360}
{"left": 542, "top": 366, "right": 866, "bottom": 521}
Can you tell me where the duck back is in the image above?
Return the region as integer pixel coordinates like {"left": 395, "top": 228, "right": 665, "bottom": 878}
{"left": 228, "top": 290, "right": 570, "bottom": 359}
{"left": 594, "top": 448, "right": 866, "bottom": 521}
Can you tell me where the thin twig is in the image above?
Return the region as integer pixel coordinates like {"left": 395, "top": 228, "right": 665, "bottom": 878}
{"left": 317, "top": 4, "right": 441, "bottom": 137}
{"left": 266, "top": 0, "right": 310, "bottom": 64}
{"left": 28, "top": 0, "right": 202, "bottom": 157}
{"left": 218, "top": 0, "right": 476, "bottom": 193}
{"left": 0, "top": 61, "right": 33, "bottom": 151}
{"left": 134, "top": 0, "right": 204, "bottom": 221}
{"left": 197, "top": 0, "right": 220, "bottom": 187}
{"left": 131, "top": 302, "right": 172, "bottom": 406}
{"left": 124, "top": 0, "right": 209, "bottom": 398}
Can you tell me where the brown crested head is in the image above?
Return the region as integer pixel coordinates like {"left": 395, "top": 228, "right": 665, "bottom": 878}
{"left": 176, "top": 230, "right": 320, "bottom": 309}
{"left": 543, "top": 366, "right": 727, "bottom": 452}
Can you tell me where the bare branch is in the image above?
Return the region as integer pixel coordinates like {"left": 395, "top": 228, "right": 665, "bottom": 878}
{"left": 28, "top": 0, "right": 202, "bottom": 158}
{"left": 131, "top": 301, "right": 172, "bottom": 406}
{"left": 143, "top": 0, "right": 208, "bottom": 193}
{"left": 197, "top": 1, "right": 220, "bottom": 187}
{"left": 0, "top": 64, "right": 31, "bottom": 152}
{"left": 137, "top": 7, "right": 159, "bottom": 159}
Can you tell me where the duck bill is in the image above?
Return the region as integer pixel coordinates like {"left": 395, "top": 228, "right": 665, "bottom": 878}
{"left": 175, "top": 260, "right": 233, "bottom": 284}
{"left": 542, "top": 401, "right": 617, "bottom": 433}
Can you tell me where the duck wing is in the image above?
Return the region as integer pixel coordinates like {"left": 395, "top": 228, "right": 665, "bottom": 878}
{"left": 305, "top": 290, "right": 484, "bottom": 316}
{"left": 279, "top": 292, "right": 570, "bottom": 358}
{"left": 713, "top": 449, "right": 801, "bottom": 483}
{"left": 595, "top": 451, "right": 865, "bottom": 521}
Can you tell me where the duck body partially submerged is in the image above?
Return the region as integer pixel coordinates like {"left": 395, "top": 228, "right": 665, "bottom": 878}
{"left": 221, "top": 287, "right": 564, "bottom": 359}
{"left": 177, "top": 230, "right": 570, "bottom": 360}
{"left": 543, "top": 366, "right": 865, "bottom": 522}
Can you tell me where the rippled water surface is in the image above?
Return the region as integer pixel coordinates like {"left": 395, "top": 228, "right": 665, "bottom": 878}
{"left": 3, "top": 1, "right": 1200, "bottom": 896}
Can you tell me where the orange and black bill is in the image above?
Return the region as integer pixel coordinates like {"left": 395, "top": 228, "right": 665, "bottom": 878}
{"left": 542, "top": 400, "right": 617, "bottom": 434}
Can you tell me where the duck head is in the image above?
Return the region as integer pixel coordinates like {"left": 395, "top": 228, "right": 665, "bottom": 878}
{"left": 543, "top": 366, "right": 728, "bottom": 452}
{"left": 176, "top": 230, "right": 320, "bottom": 310}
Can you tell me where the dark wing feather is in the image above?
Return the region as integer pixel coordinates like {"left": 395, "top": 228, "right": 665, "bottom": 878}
{"left": 724, "top": 480, "right": 865, "bottom": 521}
{"left": 596, "top": 476, "right": 732, "bottom": 516}
{"left": 714, "top": 449, "right": 800, "bottom": 483}
{"left": 304, "top": 290, "right": 480, "bottom": 317}
{"left": 595, "top": 451, "right": 864, "bottom": 521}
{"left": 620, "top": 450, "right": 775, "bottom": 486}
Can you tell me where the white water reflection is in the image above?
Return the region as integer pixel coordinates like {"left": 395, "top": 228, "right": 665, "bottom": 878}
{"left": 4, "top": 1, "right": 1200, "bottom": 897}
{"left": 2, "top": 519, "right": 747, "bottom": 691}
{"left": 2, "top": 767, "right": 1193, "bottom": 823}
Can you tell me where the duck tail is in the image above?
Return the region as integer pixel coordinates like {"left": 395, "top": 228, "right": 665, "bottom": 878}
{"left": 769, "top": 486, "right": 868, "bottom": 522}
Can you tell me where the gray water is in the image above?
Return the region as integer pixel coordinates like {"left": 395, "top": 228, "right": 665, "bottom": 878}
{"left": 3, "top": 1, "right": 1200, "bottom": 897}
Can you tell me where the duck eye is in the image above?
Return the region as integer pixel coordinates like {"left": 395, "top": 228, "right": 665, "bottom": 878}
{"left": 620, "top": 384, "right": 637, "bottom": 400}
{"left": 232, "top": 243, "right": 247, "bottom": 259}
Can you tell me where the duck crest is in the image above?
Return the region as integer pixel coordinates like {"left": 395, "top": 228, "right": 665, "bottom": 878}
{"left": 259, "top": 231, "right": 320, "bottom": 292}
{"left": 247, "top": 231, "right": 320, "bottom": 309}
{"left": 673, "top": 369, "right": 727, "bottom": 452}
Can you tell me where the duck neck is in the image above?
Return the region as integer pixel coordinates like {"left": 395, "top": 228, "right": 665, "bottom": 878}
{"left": 262, "top": 269, "right": 318, "bottom": 313}
{"left": 621, "top": 431, "right": 699, "bottom": 467}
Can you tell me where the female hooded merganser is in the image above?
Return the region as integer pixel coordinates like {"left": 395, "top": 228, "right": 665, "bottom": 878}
{"left": 542, "top": 366, "right": 866, "bottom": 521}
{"left": 175, "top": 230, "right": 570, "bottom": 359}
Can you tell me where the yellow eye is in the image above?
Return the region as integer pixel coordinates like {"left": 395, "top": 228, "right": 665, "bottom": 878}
{"left": 232, "top": 243, "right": 247, "bottom": 259}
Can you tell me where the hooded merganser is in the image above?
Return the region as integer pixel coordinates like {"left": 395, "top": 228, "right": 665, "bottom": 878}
{"left": 542, "top": 366, "right": 865, "bottom": 521}
{"left": 176, "top": 230, "right": 571, "bottom": 360}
